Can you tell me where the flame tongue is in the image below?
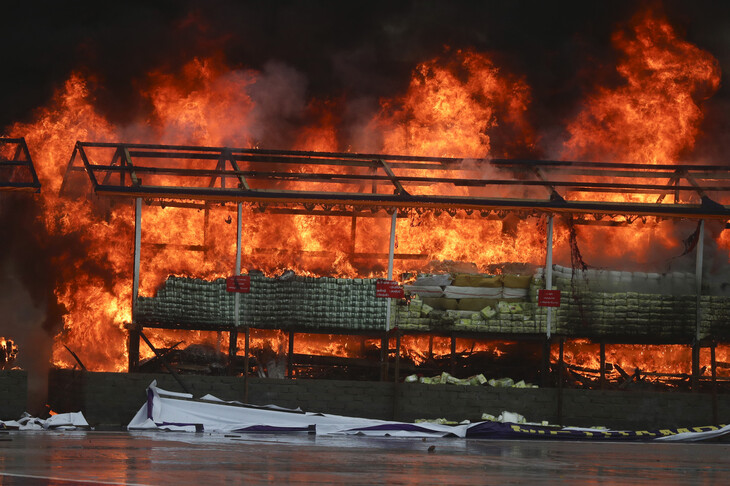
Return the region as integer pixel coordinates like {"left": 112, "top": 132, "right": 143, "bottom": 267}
{"left": 1, "top": 337, "right": 19, "bottom": 369}
{"left": 563, "top": 10, "right": 721, "bottom": 165}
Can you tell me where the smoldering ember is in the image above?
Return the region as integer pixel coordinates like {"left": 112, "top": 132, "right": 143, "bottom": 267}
{"left": 3, "top": 0, "right": 730, "bottom": 475}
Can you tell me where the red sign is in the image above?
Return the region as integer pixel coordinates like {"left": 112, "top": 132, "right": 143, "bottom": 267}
{"left": 538, "top": 289, "right": 561, "bottom": 307}
{"left": 226, "top": 275, "right": 251, "bottom": 293}
{"left": 376, "top": 279, "right": 404, "bottom": 299}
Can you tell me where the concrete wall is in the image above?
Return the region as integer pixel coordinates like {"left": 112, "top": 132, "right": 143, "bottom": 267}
{"left": 47, "top": 369, "right": 730, "bottom": 430}
{"left": 0, "top": 370, "right": 27, "bottom": 420}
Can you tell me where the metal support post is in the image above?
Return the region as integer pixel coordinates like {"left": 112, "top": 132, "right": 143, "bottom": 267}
{"left": 541, "top": 338, "right": 551, "bottom": 387}
{"left": 711, "top": 343, "right": 718, "bottom": 425}
{"left": 350, "top": 214, "right": 357, "bottom": 258}
{"left": 244, "top": 327, "right": 250, "bottom": 402}
{"left": 450, "top": 335, "right": 457, "bottom": 376}
{"left": 288, "top": 331, "right": 294, "bottom": 378}
{"left": 128, "top": 324, "right": 140, "bottom": 372}
{"left": 557, "top": 338, "right": 564, "bottom": 425}
{"left": 541, "top": 215, "right": 554, "bottom": 386}
{"left": 692, "top": 220, "right": 705, "bottom": 390}
{"left": 380, "top": 334, "right": 388, "bottom": 381}
{"left": 132, "top": 197, "right": 142, "bottom": 319}
{"left": 394, "top": 330, "right": 401, "bottom": 383}
{"left": 232, "top": 202, "right": 243, "bottom": 375}
{"left": 393, "top": 330, "right": 401, "bottom": 421}
{"left": 385, "top": 210, "right": 397, "bottom": 331}
{"left": 545, "top": 215, "right": 554, "bottom": 339}
{"left": 695, "top": 219, "right": 705, "bottom": 343}
{"left": 381, "top": 210, "right": 397, "bottom": 380}
{"left": 228, "top": 328, "right": 238, "bottom": 375}
{"left": 599, "top": 342, "right": 606, "bottom": 389}
{"left": 130, "top": 197, "right": 142, "bottom": 372}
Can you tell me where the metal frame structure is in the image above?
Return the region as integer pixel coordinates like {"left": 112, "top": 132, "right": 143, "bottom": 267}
{"left": 61, "top": 141, "right": 730, "bottom": 219}
{"left": 62, "top": 142, "right": 730, "bottom": 392}
{"left": 0, "top": 138, "right": 41, "bottom": 193}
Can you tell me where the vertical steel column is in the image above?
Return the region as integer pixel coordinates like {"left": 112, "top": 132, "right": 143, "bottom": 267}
{"left": 234, "top": 203, "right": 243, "bottom": 324}
{"left": 381, "top": 210, "right": 397, "bottom": 381}
{"left": 557, "top": 338, "right": 564, "bottom": 425}
{"left": 128, "top": 325, "right": 140, "bottom": 372}
{"left": 350, "top": 214, "right": 357, "bottom": 258}
{"left": 228, "top": 206, "right": 243, "bottom": 376}
{"left": 132, "top": 197, "right": 142, "bottom": 317}
{"left": 542, "top": 215, "right": 554, "bottom": 386}
{"left": 392, "top": 330, "right": 401, "bottom": 421}
{"left": 129, "top": 197, "right": 142, "bottom": 372}
{"left": 244, "top": 328, "right": 250, "bottom": 402}
{"left": 288, "top": 331, "right": 294, "bottom": 378}
{"left": 450, "top": 334, "right": 457, "bottom": 376}
{"left": 385, "top": 210, "right": 397, "bottom": 331}
{"left": 692, "top": 220, "right": 705, "bottom": 390}
{"left": 695, "top": 220, "right": 705, "bottom": 342}
{"left": 599, "top": 342, "right": 606, "bottom": 389}
{"left": 711, "top": 343, "right": 718, "bottom": 425}
{"left": 545, "top": 215, "right": 554, "bottom": 339}
{"left": 232, "top": 202, "right": 251, "bottom": 399}
{"left": 227, "top": 328, "right": 237, "bottom": 375}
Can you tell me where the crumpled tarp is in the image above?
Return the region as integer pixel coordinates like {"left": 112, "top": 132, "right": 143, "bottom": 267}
{"left": 128, "top": 381, "right": 730, "bottom": 442}
{"left": 128, "top": 381, "right": 465, "bottom": 437}
{"left": 1, "top": 412, "right": 89, "bottom": 431}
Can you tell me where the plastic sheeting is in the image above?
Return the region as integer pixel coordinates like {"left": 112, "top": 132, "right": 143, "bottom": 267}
{"left": 128, "top": 381, "right": 730, "bottom": 442}
{"left": 128, "top": 381, "right": 463, "bottom": 437}
{"left": 1, "top": 412, "right": 89, "bottom": 431}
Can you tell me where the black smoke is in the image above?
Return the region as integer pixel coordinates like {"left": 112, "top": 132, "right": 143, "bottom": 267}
{"left": 2, "top": 1, "right": 729, "bottom": 157}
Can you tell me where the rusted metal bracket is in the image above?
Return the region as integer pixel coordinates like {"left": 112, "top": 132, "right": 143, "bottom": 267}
{"left": 0, "top": 137, "right": 41, "bottom": 193}
{"left": 379, "top": 159, "right": 408, "bottom": 196}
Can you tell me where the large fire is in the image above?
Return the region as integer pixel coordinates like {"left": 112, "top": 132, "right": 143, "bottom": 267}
{"left": 3, "top": 9, "right": 729, "bottom": 380}
{"left": 0, "top": 337, "right": 19, "bottom": 369}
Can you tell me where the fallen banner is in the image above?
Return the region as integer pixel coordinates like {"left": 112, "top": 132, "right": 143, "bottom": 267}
{"left": 128, "top": 382, "right": 730, "bottom": 442}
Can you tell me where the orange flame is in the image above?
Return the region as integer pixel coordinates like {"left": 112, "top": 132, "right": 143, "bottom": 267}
{"left": 563, "top": 10, "right": 720, "bottom": 166}
{"left": 3, "top": 9, "right": 727, "bottom": 378}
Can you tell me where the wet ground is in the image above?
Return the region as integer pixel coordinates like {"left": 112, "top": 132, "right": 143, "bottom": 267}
{"left": 1, "top": 431, "right": 729, "bottom": 485}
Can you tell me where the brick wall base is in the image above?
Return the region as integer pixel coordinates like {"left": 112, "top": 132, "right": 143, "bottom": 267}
{"left": 0, "top": 370, "right": 27, "bottom": 420}
{"left": 47, "top": 369, "right": 730, "bottom": 430}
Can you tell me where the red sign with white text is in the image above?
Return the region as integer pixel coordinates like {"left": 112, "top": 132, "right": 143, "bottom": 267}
{"left": 538, "top": 289, "right": 561, "bottom": 307}
{"left": 376, "top": 279, "right": 404, "bottom": 299}
{"left": 226, "top": 275, "right": 251, "bottom": 293}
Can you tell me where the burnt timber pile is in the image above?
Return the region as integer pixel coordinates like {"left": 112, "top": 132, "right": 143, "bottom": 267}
{"left": 62, "top": 142, "right": 730, "bottom": 390}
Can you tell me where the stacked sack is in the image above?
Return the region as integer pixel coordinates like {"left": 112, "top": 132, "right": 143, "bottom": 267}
{"left": 533, "top": 265, "right": 706, "bottom": 339}
{"left": 542, "top": 265, "right": 697, "bottom": 295}
{"left": 699, "top": 295, "right": 730, "bottom": 339}
{"left": 241, "top": 274, "right": 388, "bottom": 330}
{"left": 136, "top": 276, "right": 232, "bottom": 327}
{"left": 398, "top": 272, "right": 538, "bottom": 334}
{"left": 136, "top": 274, "right": 389, "bottom": 331}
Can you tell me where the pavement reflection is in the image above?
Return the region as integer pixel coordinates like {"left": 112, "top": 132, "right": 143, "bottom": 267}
{"left": 1, "top": 431, "right": 729, "bottom": 485}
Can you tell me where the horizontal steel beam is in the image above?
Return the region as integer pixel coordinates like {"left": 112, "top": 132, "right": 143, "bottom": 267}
{"left": 70, "top": 142, "right": 730, "bottom": 219}
{"left": 94, "top": 184, "right": 730, "bottom": 219}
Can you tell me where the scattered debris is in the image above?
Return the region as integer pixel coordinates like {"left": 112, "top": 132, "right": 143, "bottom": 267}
{"left": 404, "top": 372, "right": 537, "bottom": 388}
{"left": 1, "top": 412, "right": 89, "bottom": 431}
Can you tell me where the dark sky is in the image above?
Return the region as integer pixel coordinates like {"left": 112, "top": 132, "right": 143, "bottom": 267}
{"left": 3, "top": 0, "right": 730, "bottom": 156}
